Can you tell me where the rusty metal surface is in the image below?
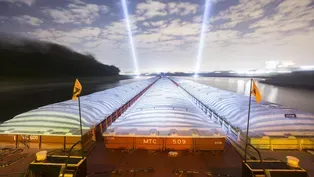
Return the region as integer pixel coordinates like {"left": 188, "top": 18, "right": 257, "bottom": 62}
{"left": 2, "top": 141, "right": 313, "bottom": 177}
{"left": 0, "top": 148, "right": 38, "bottom": 176}
{"left": 87, "top": 141, "right": 243, "bottom": 177}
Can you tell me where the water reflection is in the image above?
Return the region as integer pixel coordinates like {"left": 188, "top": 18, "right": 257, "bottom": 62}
{"left": 95, "top": 76, "right": 151, "bottom": 91}
{"left": 180, "top": 77, "right": 314, "bottom": 113}
{"left": 236, "top": 80, "right": 245, "bottom": 93}
{"left": 244, "top": 80, "right": 251, "bottom": 96}
{"left": 266, "top": 85, "right": 278, "bottom": 103}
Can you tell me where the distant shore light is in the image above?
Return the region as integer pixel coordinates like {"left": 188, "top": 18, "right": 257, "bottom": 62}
{"left": 300, "top": 65, "right": 314, "bottom": 70}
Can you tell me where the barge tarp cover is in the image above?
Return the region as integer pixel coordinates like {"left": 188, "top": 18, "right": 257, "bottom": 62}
{"left": 0, "top": 78, "right": 157, "bottom": 136}
{"left": 172, "top": 78, "right": 314, "bottom": 137}
{"left": 104, "top": 78, "right": 224, "bottom": 137}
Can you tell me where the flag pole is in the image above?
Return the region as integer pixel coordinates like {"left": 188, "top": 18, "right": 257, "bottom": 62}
{"left": 78, "top": 96, "right": 84, "bottom": 158}
{"left": 244, "top": 78, "right": 253, "bottom": 162}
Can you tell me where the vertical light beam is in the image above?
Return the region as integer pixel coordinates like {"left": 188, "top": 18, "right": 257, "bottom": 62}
{"left": 121, "top": 0, "right": 139, "bottom": 75}
{"left": 195, "top": 0, "right": 211, "bottom": 76}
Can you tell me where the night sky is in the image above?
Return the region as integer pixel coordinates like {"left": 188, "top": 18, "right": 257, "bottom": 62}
{"left": 0, "top": 0, "right": 313, "bottom": 73}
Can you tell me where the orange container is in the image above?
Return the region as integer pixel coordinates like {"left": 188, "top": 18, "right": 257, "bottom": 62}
{"left": 0, "top": 134, "right": 16, "bottom": 148}
{"left": 194, "top": 138, "right": 225, "bottom": 151}
{"left": 104, "top": 136, "right": 134, "bottom": 149}
{"left": 41, "top": 135, "right": 65, "bottom": 149}
{"left": 103, "top": 136, "right": 226, "bottom": 151}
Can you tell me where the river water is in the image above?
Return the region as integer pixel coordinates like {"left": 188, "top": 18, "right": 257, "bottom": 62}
{"left": 180, "top": 77, "right": 314, "bottom": 114}
{"left": 1, "top": 76, "right": 313, "bottom": 122}
{"left": 0, "top": 77, "right": 149, "bottom": 122}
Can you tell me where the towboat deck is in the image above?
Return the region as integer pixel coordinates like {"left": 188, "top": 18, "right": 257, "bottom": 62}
{"left": 0, "top": 140, "right": 243, "bottom": 177}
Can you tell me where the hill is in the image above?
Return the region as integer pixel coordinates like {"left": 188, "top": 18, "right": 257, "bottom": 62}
{"left": 0, "top": 33, "right": 120, "bottom": 78}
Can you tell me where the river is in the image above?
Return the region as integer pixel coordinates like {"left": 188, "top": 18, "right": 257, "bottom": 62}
{"left": 180, "top": 77, "right": 314, "bottom": 114}
{"left": 1, "top": 76, "right": 313, "bottom": 123}
{"left": 0, "top": 77, "right": 149, "bottom": 122}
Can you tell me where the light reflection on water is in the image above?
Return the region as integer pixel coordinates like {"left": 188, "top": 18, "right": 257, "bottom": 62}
{"left": 180, "top": 77, "right": 314, "bottom": 113}
{"left": 95, "top": 76, "right": 151, "bottom": 91}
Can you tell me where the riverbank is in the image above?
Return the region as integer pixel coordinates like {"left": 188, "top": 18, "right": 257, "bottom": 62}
{"left": 0, "top": 75, "right": 131, "bottom": 93}
{"left": 260, "top": 71, "right": 314, "bottom": 90}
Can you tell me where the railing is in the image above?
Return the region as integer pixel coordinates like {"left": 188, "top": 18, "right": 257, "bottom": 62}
{"left": 62, "top": 140, "right": 83, "bottom": 177}
{"left": 171, "top": 78, "right": 314, "bottom": 153}
{"left": 251, "top": 137, "right": 314, "bottom": 151}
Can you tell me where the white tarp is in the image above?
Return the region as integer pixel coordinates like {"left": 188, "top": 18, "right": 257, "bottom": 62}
{"left": 105, "top": 78, "right": 224, "bottom": 137}
{"left": 172, "top": 78, "right": 314, "bottom": 137}
{"left": 0, "top": 77, "right": 157, "bottom": 135}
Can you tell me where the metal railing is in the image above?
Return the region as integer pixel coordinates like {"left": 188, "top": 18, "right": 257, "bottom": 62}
{"left": 62, "top": 140, "right": 83, "bottom": 177}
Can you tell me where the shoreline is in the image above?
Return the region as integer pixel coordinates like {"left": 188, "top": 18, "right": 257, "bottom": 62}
{"left": 259, "top": 80, "right": 314, "bottom": 90}
{"left": 0, "top": 75, "right": 131, "bottom": 93}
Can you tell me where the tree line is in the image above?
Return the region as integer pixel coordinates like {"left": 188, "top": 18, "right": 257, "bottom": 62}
{"left": 0, "top": 34, "right": 120, "bottom": 78}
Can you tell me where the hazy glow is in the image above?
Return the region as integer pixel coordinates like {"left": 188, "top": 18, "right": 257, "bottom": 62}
{"left": 195, "top": 0, "right": 212, "bottom": 75}
{"left": 234, "top": 70, "right": 273, "bottom": 75}
{"left": 300, "top": 65, "right": 314, "bottom": 70}
{"left": 276, "top": 70, "right": 292, "bottom": 73}
{"left": 265, "top": 61, "right": 280, "bottom": 69}
{"left": 255, "top": 70, "right": 267, "bottom": 74}
{"left": 121, "top": 0, "right": 139, "bottom": 74}
{"left": 235, "top": 70, "right": 247, "bottom": 74}
{"left": 278, "top": 61, "right": 295, "bottom": 68}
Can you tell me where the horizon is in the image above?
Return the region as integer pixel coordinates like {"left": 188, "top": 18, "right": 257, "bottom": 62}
{"left": 0, "top": 0, "right": 313, "bottom": 73}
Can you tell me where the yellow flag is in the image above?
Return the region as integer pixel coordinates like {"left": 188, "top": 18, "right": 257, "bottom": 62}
{"left": 72, "top": 79, "right": 82, "bottom": 101}
{"left": 251, "top": 80, "right": 262, "bottom": 103}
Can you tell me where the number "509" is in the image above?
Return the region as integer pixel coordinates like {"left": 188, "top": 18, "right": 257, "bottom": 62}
{"left": 172, "top": 139, "right": 186, "bottom": 144}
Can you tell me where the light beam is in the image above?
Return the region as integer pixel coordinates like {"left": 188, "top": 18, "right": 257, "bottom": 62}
{"left": 121, "top": 0, "right": 139, "bottom": 75}
{"left": 194, "top": 0, "right": 212, "bottom": 76}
